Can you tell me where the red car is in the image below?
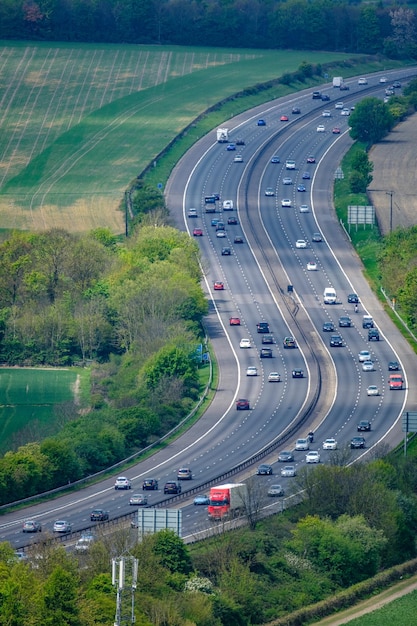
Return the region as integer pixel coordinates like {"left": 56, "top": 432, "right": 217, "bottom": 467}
{"left": 236, "top": 398, "right": 250, "bottom": 410}
{"left": 229, "top": 317, "right": 241, "bottom": 326}
{"left": 306, "top": 156, "right": 316, "bottom": 163}
{"left": 193, "top": 228, "right": 203, "bottom": 236}
{"left": 214, "top": 281, "right": 224, "bottom": 290}
{"left": 332, "top": 127, "right": 341, "bottom": 134}
{"left": 280, "top": 115, "right": 289, "bottom": 121}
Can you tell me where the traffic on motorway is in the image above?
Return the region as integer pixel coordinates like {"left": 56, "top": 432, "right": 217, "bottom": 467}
{"left": 1, "top": 69, "right": 416, "bottom": 549}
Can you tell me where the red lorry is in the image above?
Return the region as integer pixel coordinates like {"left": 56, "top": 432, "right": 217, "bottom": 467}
{"left": 207, "top": 483, "right": 248, "bottom": 521}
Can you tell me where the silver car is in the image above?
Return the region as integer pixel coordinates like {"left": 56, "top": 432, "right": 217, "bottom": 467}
{"left": 295, "top": 438, "right": 309, "bottom": 451}
{"left": 281, "top": 465, "right": 296, "bottom": 477}
{"left": 267, "top": 484, "right": 285, "bottom": 497}
{"left": 53, "top": 520, "right": 72, "bottom": 533}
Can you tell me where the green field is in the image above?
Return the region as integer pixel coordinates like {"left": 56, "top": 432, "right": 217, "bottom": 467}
{"left": 337, "top": 589, "right": 417, "bottom": 625}
{"left": 0, "top": 368, "right": 80, "bottom": 453}
{"left": 0, "top": 41, "right": 354, "bottom": 233}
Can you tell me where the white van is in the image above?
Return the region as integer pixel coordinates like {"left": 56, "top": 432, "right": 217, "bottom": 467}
{"left": 323, "top": 287, "right": 337, "bottom": 304}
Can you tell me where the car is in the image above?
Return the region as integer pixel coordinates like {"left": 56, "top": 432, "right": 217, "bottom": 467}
{"left": 295, "top": 239, "right": 307, "bottom": 248}
{"left": 229, "top": 317, "right": 240, "bottom": 325}
{"left": 75, "top": 533, "right": 96, "bottom": 552}
{"left": 317, "top": 124, "right": 325, "bottom": 132}
{"left": 268, "top": 484, "right": 285, "bottom": 497}
{"left": 383, "top": 96, "right": 390, "bottom": 104}
{"left": 223, "top": 200, "right": 234, "bottom": 210}
{"left": 260, "top": 347, "right": 273, "bottom": 358}
{"left": 240, "top": 338, "right": 251, "bottom": 348}
{"left": 14, "top": 551, "right": 28, "bottom": 561}
{"left": 188, "top": 208, "right": 198, "bottom": 218}
{"left": 271, "top": 155, "right": 280, "bottom": 163}
{"left": 216, "top": 221, "right": 225, "bottom": 231}
{"left": 90, "top": 509, "right": 109, "bottom": 522}
{"left": 323, "top": 438, "right": 338, "bottom": 450}
{"left": 299, "top": 204, "right": 309, "bottom": 213}
{"left": 265, "top": 187, "right": 275, "bottom": 196}
{"left": 341, "top": 108, "right": 350, "bottom": 116}
{"left": 193, "top": 228, "right": 203, "bottom": 236}
{"left": 213, "top": 281, "right": 224, "bottom": 290}
{"left": 278, "top": 450, "right": 294, "bottom": 462}
{"left": 22, "top": 520, "right": 42, "bottom": 533}
{"left": 281, "top": 198, "right": 292, "bottom": 207}
{"left": 347, "top": 293, "right": 359, "bottom": 303}
{"left": 379, "top": 76, "right": 387, "bottom": 83}
{"left": 367, "top": 385, "right": 380, "bottom": 396}
{"left": 312, "top": 232, "right": 322, "bottom": 242}
{"left": 129, "top": 493, "right": 148, "bottom": 505}
{"left": 368, "top": 328, "right": 380, "bottom": 341}
{"left": 312, "top": 91, "right": 322, "bottom": 99}
{"left": 322, "top": 109, "right": 331, "bottom": 117}
{"left": 268, "top": 372, "right": 281, "bottom": 382}
{"left": 306, "top": 451, "right": 320, "bottom": 463}
{"left": 246, "top": 366, "right": 258, "bottom": 376}
{"left": 234, "top": 154, "right": 243, "bottom": 163}
{"left": 292, "top": 107, "right": 301, "bottom": 114}
{"left": 340, "top": 83, "right": 350, "bottom": 91}
{"left": 234, "top": 236, "right": 244, "bottom": 244}
{"left": 286, "top": 160, "right": 296, "bottom": 170}
{"left": 227, "top": 216, "right": 238, "bottom": 225}
{"left": 177, "top": 467, "right": 193, "bottom": 480}
{"left": 280, "top": 115, "right": 289, "bottom": 121}
{"left": 283, "top": 177, "right": 292, "bottom": 185}
{"left": 52, "top": 519, "right": 72, "bottom": 533}
{"left": 281, "top": 465, "right": 297, "bottom": 477}
{"left": 297, "top": 184, "right": 306, "bottom": 192}
{"left": 193, "top": 494, "right": 210, "bottom": 505}
{"left": 257, "top": 464, "right": 273, "bottom": 475}
{"left": 164, "top": 481, "right": 181, "bottom": 494}
{"left": 236, "top": 138, "right": 245, "bottom": 145}
{"left": 321, "top": 93, "right": 330, "bottom": 101}
{"left": 385, "top": 88, "right": 394, "bottom": 96}
{"left": 257, "top": 119, "right": 266, "bottom": 126}
{"left": 335, "top": 101, "right": 344, "bottom": 109}
{"left": 283, "top": 336, "right": 296, "bottom": 348}
{"left": 262, "top": 334, "right": 274, "bottom": 344}
{"left": 358, "top": 420, "right": 371, "bottom": 432}
{"left": 351, "top": 436, "right": 366, "bottom": 449}
{"left": 307, "top": 156, "right": 316, "bottom": 163}
{"left": 226, "top": 143, "right": 236, "bottom": 151}
{"left": 332, "top": 127, "right": 341, "bottom": 134}
{"left": 330, "top": 334, "right": 343, "bottom": 347}
{"left": 388, "top": 361, "right": 400, "bottom": 371}
{"left": 393, "top": 81, "right": 402, "bottom": 89}
{"left": 142, "top": 478, "right": 158, "bottom": 490}
{"left": 358, "top": 77, "right": 368, "bottom": 85}
{"left": 362, "top": 315, "right": 374, "bottom": 329}
{"left": 211, "top": 218, "right": 219, "bottom": 227}
{"left": 362, "top": 360, "right": 374, "bottom": 371}
{"left": 114, "top": 476, "right": 132, "bottom": 490}
{"left": 358, "top": 350, "right": 371, "bottom": 362}
{"left": 323, "top": 321, "right": 335, "bottom": 332}
{"left": 222, "top": 247, "right": 231, "bottom": 256}
{"left": 292, "top": 368, "right": 304, "bottom": 378}
{"left": 307, "top": 261, "right": 317, "bottom": 271}
{"left": 216, "top": 230, "right": 226, "bottom": 238}
{"left": 257, "top": 322, "right": 270, "bottom": 333}
{"left": 302, "top": 171, "right": 311, "bottom": 179}
{"left": 236, "top": 398, "right": 250, "bottom": 410}
{"left": 338, "top": 316, "right": 352, "bottom": 327}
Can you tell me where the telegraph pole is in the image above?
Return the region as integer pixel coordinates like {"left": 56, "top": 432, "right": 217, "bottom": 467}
{"left": 386, "top": 190, "right": 393, "bottom": 233}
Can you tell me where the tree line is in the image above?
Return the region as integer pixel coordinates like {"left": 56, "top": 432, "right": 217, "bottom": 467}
{"left": 1, "top": 0, "right": 416, "bottom": 58}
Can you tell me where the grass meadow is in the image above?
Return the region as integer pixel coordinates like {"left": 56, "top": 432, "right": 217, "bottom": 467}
{"left": 0, "top": 41, "right": 357, "bottom": 233}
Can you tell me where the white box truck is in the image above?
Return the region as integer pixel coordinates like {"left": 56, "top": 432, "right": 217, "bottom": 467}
{"left": 333, "top": 77, "right": 343, "bottom": 88}
{"left": 207, "top": 483, "right": 248, "bottom": 521}
{"left": 217, "top": 128, "right": 229, "bottom": 143}
{"left": 323, "top": 287, "right": 337, "bottom": 304}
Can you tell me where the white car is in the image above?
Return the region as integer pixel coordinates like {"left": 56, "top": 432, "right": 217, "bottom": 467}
{"left": 114, "top": 476, "right": 132, "bottom": 490}
{"left": 322, "top": 438, "right": 337, "bottom": 450}
{"left": 268, "top": 371, "right": 281, "bottom": 382}
{"left": 358, "top": 77, "right": 368, "bottom": 85}
{"left": 335, "top": 101, "right": 344, "bottom": 109}
{"left": 216, "top": 230, "right": 226, "bottom": 238}
{"left": 240, "top": 338, "right": 251, "bottom": 349}
{"left": 281, "top": 465, "right": 296, "bottom": 477}
{"left": 367, "top": 385, "right": 380, "bottom": 396}
{"left": 341, "top": 108, "right": 350, "bottom": 116}
{"left": 265, "top": 187, "right": 275, "bottom": 197}
{"left": 295, "top": 239, "right": 307, "bottom": 249}
{"left": 246, "top": 366, "right": 258, "bottom": 376}
{"left": 362, "top": 360, "right": 374, "bottom": 372}
{"left": 306, "top": 451, "right": 320, "bottom": 463}
{"left": 222, "top": 200, "right": 233, "bottom": 210}
{"left": 307, "top": 261, "right": 317, "bottom": 271}
{"left": 316, "top": 124, "right": 325, "bottom": 132}
{"left": 299, "top": 204, "right": 309, "bottom": 213}
{"left": 283, "top": 177, "right": 292, "bottom": 185}
{"left": 234, "top": 155, "right": 243, "bottom": 162}
{"left": 358, "top": 350, "right": 371, "bottom": 362}
{"left": 188, "top": 208, "right": 198, "bottom": 218}
{"left": 295, "top": 438, "right": 309, "bottom": 451}
{"left": 322, "top": 110, "right": 331, "bottom": 117}
{"left": 281, "top": 198, "right": 292, "bottom": 207}
{"left": 379, "top": 76, "right": 387, "bottom": 83}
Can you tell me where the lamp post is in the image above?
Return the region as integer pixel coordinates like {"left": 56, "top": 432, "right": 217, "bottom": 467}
{"left": 386, "top": 191, "right": 393, "bottom": 233}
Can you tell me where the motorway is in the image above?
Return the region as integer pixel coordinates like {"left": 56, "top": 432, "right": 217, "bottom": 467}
{"left": 2, "top": 68, "right": 417, "bottom": 549}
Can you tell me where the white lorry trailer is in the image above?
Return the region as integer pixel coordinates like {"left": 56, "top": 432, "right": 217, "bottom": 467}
{"left": 216, "top": 128, "right": 229, "bottom": 143}
{"left": 332, "top": 77, "right": 343, "bottom": 88}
